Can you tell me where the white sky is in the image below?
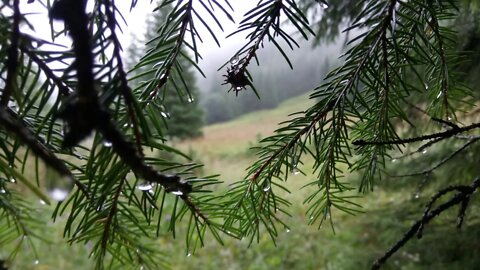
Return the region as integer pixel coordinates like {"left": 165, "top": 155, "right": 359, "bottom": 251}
{"left": 18, "top": 1, "right": 255, "bottom": 58}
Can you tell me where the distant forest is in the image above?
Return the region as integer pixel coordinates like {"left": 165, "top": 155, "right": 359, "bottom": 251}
{"left": 198, "top": 38, "right": 341, "bottom": 123}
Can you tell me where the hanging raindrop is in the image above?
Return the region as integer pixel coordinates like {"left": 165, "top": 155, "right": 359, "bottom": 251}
{"left": 48, "top": 187, "right": 70, "bottom": 201}
{"left": 0, "top": 188, "right": 6, "bottom": 194}
{"left": 171, "top": 190, "right": 183, "bottom": 196}
{"left": 391, "top": 159, "right": 397, "bottom": 163}
{"left": 103, "top": 141, "right": 113, "bottom": 147}
{"left": 9, "top": 177, "right": 15, "bottom": 183}
{"left": 318, "top": 1, "right": 329, "bottom": 9}
{"left": 161, "top": 111, "right": 170, "bottom": 118}
{"left": 34, "top": 260, "right": 39, "bottom": 265}
{"left": 230, "top": 56, "right": 239, "bottom": 65}
{"left": 292, "top": 167, "right": 300, "bottom": 175}
{"left": 421, "top": 149, "right": 427, "bottom": 154}
{"left": 187, "top": 96, "right": 194, "bottom": 103}
{"left": 262, "top": 182, "right": 271, "bottom": 192}
{"left": 137, "top": 182, "right": 154, "bottom": 191}
{"left": 39, "top": 200, "right": 46, "bottom": 205}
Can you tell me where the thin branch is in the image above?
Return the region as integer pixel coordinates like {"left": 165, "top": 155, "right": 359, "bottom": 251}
{"left": 0, "top": 108, "right": 89, "bottom": 197}
{"left": 20, "top": 44, "right": 72, "bottom": 96}
{"left": 101, "top": 175, "right": 126, "bottom": 254}
{"left": 103, "top": 0, "right": 144, "bottom": 156}
{"left": 425, "top": 2, "right": 450, "bottom": 117}
{"left": 150, "top": 0, "right": 193, "bottom": 99}
{"left": 372, "top": 178, "right": 480, "bottom": 270}
{"left": 393, "top": 137, "right": 480, "bottom": 178}
{"left": 353, "top": 122, "right": 480, "bottom": 146}
{"left": 0, "top": 0, "right": 20, "bottom": 107}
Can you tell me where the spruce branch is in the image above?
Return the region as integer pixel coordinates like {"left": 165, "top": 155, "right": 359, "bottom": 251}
{"left": 372, "top": 178, "right": 480, "bottom": 270}
{"left": 103, "top": 0, "right": 144, "bottom": 156}
{"left": 0, "top": 0, "right": 20, "bottom": 107}
{"left": 353, "top": 122, "right": 480, "bottom": 147}
{"left": 20, "top": 44, "right": 72, "bottom": 96}
{"left": 0, "top": 108, "right": 89, "bottom": 197}
{"left": 149, "top": 0, "right": 193, "bottom": 99}
{"left": 49, "top": 0, "right": 192, "bottom": 195}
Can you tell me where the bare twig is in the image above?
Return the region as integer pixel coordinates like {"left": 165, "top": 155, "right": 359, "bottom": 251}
{"left": 353, "top": 122, "right": 480, "bottom": 147}
{"left": 393, "top": 137, "right": 480, "bottom": 178}
{"left": 372, "top": 178, "right": 480, "bottom": 270}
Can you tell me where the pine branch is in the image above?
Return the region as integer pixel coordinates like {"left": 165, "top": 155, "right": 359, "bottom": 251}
{"left": 372, "top": 178, "right": 480, "bottom": 270}
{"left": 0, "top": 0, "right": 20, "bottom": 107}
{"left": 50, "top": 0, "right": 192, "bottom": 195}
{"left": 149, "top": 0, "right": 193, "bottom": 99}
{"left": 353, "top": 122, "right": 480, "bottom": 147}
{"left": 0, "top": 108, "right": 89, "bottom": 197}
{"left": 103, "top": 0, "right": 144, "bottom": 156}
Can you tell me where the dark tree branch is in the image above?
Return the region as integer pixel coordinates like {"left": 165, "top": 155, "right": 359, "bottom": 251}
{"left": 353, "top": 122, "right": 480, "bottom": 147}
{"left": 372, "top": 178, "right": 480, "bottom": 270}
{"left": 0, "top": 0, "right": 20, "bottom": 107}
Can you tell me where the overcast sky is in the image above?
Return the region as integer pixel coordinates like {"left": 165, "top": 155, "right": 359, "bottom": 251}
{"left": 18, "top": 1, "right": 255, "bottom": 57}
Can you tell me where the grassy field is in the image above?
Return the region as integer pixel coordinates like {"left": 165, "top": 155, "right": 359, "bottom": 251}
{"left": 4, "top": 93, "right": 480, "bottom": 269}
{"left": 173, "top": 93, "right": 480, "bottom": 270}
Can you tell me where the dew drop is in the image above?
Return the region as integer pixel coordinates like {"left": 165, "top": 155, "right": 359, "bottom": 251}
{"left": 137, "top": 182, "right": 154, "bottom": 191}
{"left": 309, "top": 216, "right": 314, "bottom": 220}
{"left": 187, "top": 252, "right": 192, "bottom": 257}
{"left": 424, "top": 83, "right": 429, "bottom": 90}
{"left": 421, "top": 149, "right": 427, "bottom": 154}
{"left": 161, "top": 111, "right": 170, "bottom": 118}
{"left": 48, "top": 187, "right": 70, "bottom": 201}
{"left": 39, "top": 200, "right": 46, "bottom": 205}
{"left": 187, "top": 96, "right": 194, "bottom": 103}
{"left": 391, "top": 159, "right": 397, "bottom": 163}
{"left": 34, "top": 260, "right": 39, "bottom": 265}
{"left": 9, "top": 177, "right": 16, "bottom": 183}
{"left": 262, "top": 182, "right": 271, "bottom": 192}
{"left": 436, "top": 92, "right": 442, "bottom": 99}
{"left": 235, "top": 86, "right": 244, "bottom": 91}
{"left": 414, "top": 194, "right": 420, "bottom": 199}
{"left": 171, "top": 190, "right": 184, "bottom": 196}
{"left": 0, "top": 188, "right": 6, "bottom": 194}
{"left": 318, "top": 1, "right": 329, "bottom": 9}
{"left": 103, "top": 141, "right": 113, "bottom": 148}
{"left": 447, "top": 117, "right": 452, "bottom": 121}
{"left": 230, "top": 56, "right": 239, "bottom": 65}
{"left": 292, "top": 167, "right": 300, "bottom": 175}
{"left": 286, "top": 228, "right": 291, "bottom": 233}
